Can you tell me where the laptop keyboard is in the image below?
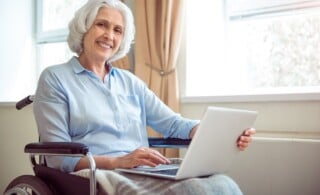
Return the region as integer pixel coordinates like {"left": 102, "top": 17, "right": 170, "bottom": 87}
{"left": 169, "top": 158, "right": 183, "bottom": 165}
{"left": 130, "top": 158, "right": 182, "bottom": 176}
{"left": 151, "top": 168, "right": 178, "bottom": 176}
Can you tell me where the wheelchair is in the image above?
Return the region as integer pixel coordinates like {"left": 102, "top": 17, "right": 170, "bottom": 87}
{"left": 4, "top": 95, "right": 191, "bottom": 195}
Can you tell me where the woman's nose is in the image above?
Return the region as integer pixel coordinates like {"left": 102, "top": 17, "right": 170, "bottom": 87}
{"left": 103, "top": 29, "right": 113, "bottom": 40}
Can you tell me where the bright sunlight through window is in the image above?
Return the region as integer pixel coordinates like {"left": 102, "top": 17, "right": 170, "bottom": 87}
{"left": 185, "top": 0, "right": 320, "bottom": 101}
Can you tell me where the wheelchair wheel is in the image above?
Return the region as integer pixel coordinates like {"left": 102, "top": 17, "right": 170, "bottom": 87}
{"left": 4, "top": 175, "right": 53, "bottom": 195}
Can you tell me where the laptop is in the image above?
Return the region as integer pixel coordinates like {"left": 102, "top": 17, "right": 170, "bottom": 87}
{"left": 116, "top": 106, "right": 258, "bottom": 180}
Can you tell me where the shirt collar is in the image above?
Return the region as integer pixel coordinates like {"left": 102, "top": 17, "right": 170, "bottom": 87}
{"left": 70, "top": 56, "right": 115, "bottom": 76}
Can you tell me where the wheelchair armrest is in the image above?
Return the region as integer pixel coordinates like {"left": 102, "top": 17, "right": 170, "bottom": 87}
{"left": 148, "top": 137, "right": 191, "bottom": 148}
{"left": 25, "top": 142, "right": 96, "bottom": 194}
{"left": 24, "top": 138, "right": 190, "bottom": 155}
{"left": 25, "top": 142, "right": 89, "bottom": 155}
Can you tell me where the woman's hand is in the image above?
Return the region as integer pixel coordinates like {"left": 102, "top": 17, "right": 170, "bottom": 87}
{"left": 115, "top": 147, "right": 171, "bottom": 169}
{"left": 237, "top": 128, "right": 256, "bottom": 151}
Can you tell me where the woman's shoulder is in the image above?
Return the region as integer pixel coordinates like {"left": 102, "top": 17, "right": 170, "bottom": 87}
{"left": 38, "top": 58, "right": 76, "bottom": 84}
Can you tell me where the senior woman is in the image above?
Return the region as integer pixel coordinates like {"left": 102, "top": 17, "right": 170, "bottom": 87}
{"left": 34, "top": 0, "right": 255, "bottom": 194}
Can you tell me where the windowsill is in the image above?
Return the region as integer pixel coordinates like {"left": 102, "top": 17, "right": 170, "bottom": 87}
{"left": 254, "top": 130, "right": 320, "bottom": 140}
{"left": 181, "top": 91, "right": 320, "bottom": 103}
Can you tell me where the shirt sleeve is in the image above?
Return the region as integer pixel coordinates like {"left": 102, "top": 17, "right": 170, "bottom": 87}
{"left": 142, "top": 83, "right": 199, "bottom": 139}
{"left": 33, "top": 68, "right": 80, "bottom": 173}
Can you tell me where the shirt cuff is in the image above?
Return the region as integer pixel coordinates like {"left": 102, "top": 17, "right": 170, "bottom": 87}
{"left": 61, "top": 156, "right": 81, "bottom": 173}
{"left": 177, "top": 119, "right": 200, "bottom": 139}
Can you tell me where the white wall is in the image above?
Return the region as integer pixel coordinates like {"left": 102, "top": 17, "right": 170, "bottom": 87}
{"left": 228, "top": 138, "right": 320, "bottom": 195}
{"left": 0, "top": 106, "right": 37, "bottom": 193}
{"left": 180, "top": 101, "right": 320, "bottom": 134}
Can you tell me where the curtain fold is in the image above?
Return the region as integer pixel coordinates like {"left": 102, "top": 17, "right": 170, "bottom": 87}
{"left": 112, "top": 55, "right": 131, "bottom": 70}
{"left": 134, "top": 0, "right": 185, "bottom": 157}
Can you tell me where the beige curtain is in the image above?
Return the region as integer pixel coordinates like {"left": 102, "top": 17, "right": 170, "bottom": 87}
{"left": 134, "top": 0, "right": 185, "bottom": 157}
{"left": 112, "top": 55, "right": 131, "bottom": 70}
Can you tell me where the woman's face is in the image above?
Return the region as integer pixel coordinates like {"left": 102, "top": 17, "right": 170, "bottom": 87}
{"left": 82, "top": 6, "right": 124, "bottom": 62}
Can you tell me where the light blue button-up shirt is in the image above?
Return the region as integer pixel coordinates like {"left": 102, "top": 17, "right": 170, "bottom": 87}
{"left": 33, "top": 57, "right": 199, "bottom": 172}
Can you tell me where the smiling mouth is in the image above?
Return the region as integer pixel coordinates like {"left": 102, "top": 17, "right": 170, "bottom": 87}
{"left": 97, "top": 41, "right": 112, "bottom": 49}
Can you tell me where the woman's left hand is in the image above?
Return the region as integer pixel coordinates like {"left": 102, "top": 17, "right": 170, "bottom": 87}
{"left": 237, "top": 128, "right": 256, "bottom": 151}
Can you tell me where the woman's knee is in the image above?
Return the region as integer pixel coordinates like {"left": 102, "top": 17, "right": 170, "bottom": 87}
{"left": 209, "top": 174, "right": 243, "bottom": 195}
{"left": 164, "top": 174, "right": 243, "bottom": 195}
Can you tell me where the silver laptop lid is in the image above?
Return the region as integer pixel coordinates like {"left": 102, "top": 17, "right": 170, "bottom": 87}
{"left": 175, "top": 106, "right": 257, "bottom": 179}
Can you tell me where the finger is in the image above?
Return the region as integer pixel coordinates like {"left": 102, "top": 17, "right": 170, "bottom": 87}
{"left": 137, "top": 148, "right": 170, "bottom": 164}
{"left": 122, "top": 153, "right": 161, "bottom": 168}
{"left": 137, "top": 158, "right": 159, "bottom": 167}
{"left": 147, "top": 150, "right": 170, "bottom": 164}
{"left": 237, "top": 141, "right": 249, "bottom": 150}
{"left": 239, "top": 135, "right": 252, "bottom": 142}
{"left": 244, "top": 128, "right": 256, "bottom": 136}
{"left": 237, "top": 145, "right": 246, "bottom": 151}
{"left": 148, "top": 148, "right": 171, "bottom": 163}
{"left": 117, "top": 154, "right": 149, "bottom": 169}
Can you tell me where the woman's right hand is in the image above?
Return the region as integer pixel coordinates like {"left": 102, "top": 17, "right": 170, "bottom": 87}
{"left": 115, "top": 147, "right": 171, "bottom": 169}
{"left": 75, "top": 147, "right": 170, "bottom": 171}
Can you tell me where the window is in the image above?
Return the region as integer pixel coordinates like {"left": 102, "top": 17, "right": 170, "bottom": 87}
{"left": 185, "top": 0, "right": 320, "bottom": 101}
{"left": 37, "top": 42, "right": 73, "bottom": 72}
{"left": 0, "top": 0, "right": 87, "bottom": 102}
{"left": 0, "top": 0, "right": 35, "bottom": 102}
{"left": 36, "top": 0, "right": 86, "bottom": 75}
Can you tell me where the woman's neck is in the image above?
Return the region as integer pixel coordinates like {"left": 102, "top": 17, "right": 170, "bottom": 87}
{"left": 78, "top": 54, "right": 108, "bottom": 82}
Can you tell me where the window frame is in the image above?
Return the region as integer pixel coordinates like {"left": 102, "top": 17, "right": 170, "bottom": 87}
{"left": 35, "top": 0, "right": 90, "bottom": 79}
{"left": 36, "top": 0, "right": 68, "bottom": 43}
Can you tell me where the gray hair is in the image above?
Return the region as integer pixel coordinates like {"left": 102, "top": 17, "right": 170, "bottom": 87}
{"left": 67, "top": 0, "right": 135, "bottom": 62}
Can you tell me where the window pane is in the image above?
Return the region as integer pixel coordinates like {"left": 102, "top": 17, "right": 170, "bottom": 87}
{"left": 185, "top": 0, "right": 320, "bottom": 98}
{"left": 186, "top": 0, "right": 226, "bottom": 96}
{"left": 228, "top": 12, "right": 320, "bottom": 89}
{"left": 38, "top": 42, "right": 74, "bottom": 73}
{"left": 41, "top": 0, "right": 86, "bottom": 32}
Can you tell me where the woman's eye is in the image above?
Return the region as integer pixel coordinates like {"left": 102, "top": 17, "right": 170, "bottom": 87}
{"left": 96, "top": 22, "right": 104, "bottom": 27}
{"left": 115, "top": 28, "right": 123, "bottom": 34}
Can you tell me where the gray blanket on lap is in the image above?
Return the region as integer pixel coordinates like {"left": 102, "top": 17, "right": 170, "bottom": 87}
{"left": 73, "top": 169, "right": 242, "bottom": 195}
